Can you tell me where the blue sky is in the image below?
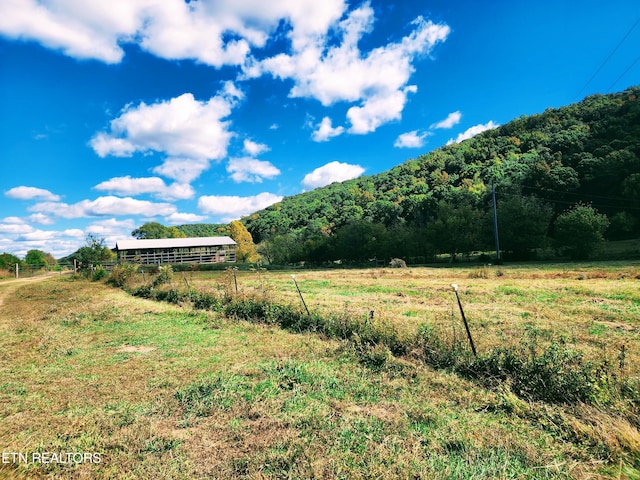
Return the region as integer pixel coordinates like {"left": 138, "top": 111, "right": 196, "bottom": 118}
{"left": 1, "top": 0, "right": 639, "bottom": 258}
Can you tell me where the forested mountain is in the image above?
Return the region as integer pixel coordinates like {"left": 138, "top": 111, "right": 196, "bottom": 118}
{"left": 241, "top": 87, "right": 640, "bottom": 263}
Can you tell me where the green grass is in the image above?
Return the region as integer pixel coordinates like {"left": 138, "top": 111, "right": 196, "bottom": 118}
{"left": 0, "top": 271, "right": 639, "bottom": 479}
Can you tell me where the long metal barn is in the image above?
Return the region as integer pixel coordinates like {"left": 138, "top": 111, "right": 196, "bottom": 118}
{"left": 115, "top": 237, "right": 237, "bottom": 265}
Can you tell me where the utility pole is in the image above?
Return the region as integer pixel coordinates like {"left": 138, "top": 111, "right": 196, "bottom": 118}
{"left": 492, "top": 182, "right": 501, "bottom": 261}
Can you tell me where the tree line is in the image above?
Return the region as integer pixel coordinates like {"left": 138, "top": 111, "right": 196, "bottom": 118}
{"left": 241, "top": 87, "right": 639, "bottom": 263}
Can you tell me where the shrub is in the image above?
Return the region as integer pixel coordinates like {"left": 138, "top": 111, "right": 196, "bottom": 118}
{"left": 152, "top": 265, "right": 174, "bottom": 287}
{"left": 189, "top": 290, "right": 223, "bottom": 311}
{"left": 107, "top": 264, "right": 139, "bottom": 288}
{"left": 92, "top": 265, "right": 108, "bottom": 282}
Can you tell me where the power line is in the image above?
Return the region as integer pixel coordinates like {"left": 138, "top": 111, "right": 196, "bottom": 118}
{"left": 578, "top": 16, "right": 640, "bottom": 97}
{"left": 520, "top": 184, "right": 636, "bottom": 203}
{"left": 607, "top": 55, "right": 640, "bottom": 92}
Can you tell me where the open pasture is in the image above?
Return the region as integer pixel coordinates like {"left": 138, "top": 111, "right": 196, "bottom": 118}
{"left": 187, "top": 262, "right": 640, "bottom": 375}
{"left": 0, "top": 264, "right": 639, "bottom": 479}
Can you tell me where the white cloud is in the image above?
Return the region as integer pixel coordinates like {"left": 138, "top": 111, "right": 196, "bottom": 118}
{"left": 86, "top": 218, "right": 135, "bottom": 236}
{"left": 312, "top": 117, "right": 344, "bottom": 142}
{"left": 164, "top": 212, "right": 208, "bottom": 225}
{"left": 4, "top": 226, "right": 89, "bottom": 258}
{"left": 431, "top": 111, "right": 461, "bottom": 129}
{"left": 347, "top": 86, "right": 416, "bottom": 134}
{"left": 447, "top": 121, "right": 499, "bottom": 144}
{"left": 0, "top": 222, "right": 35, "bottom": 235}
{"left": 198, "top": 192, "right": 282, "bottom": 221}
{"left": 1, "top": 216, "right": 26, "bottom": 224}
{"left": 90, "top": 90, "right": 241, "bottom": 161}
{"left": 93, "top": 176, "right": 195, "bottom": 201}
{"left": 243, "top": 139, "right": 270, "bottom": 156}
{"left": 85, "top": 218, "right": 137, "bottom": 250}
{"left": 5, "top": 186, "right": 60, "bottom": 201}
{"left": 29, "top": 196, "right": 177, "bottom": 219}
{"left": 0, "top": 0, "right": 347, "bottom": 66}
{"left": 152, "top": 158, "right": 211, "bottom": 184}
{"left": 301, "top": 161, "right": 365, "bottom": 189}
{"left": 394, "top": 130, "right": 430, "bottom": 148}
{"left": 27, "top": 213, "right": 55, "bottom": 225}
{"left": 0, "top": 216, "right": 136, "bottom": 258}
{"left": 254, "top": 7, "right": 449, "bottom": 133}
{"left": 3, "top": 1, "right": 449, "bottom": 137}
{"left": 0, "top": 0, "right": 144, "bottom": 63}
{"left": 227, "top": 158, "right": 281, "bottom": 183}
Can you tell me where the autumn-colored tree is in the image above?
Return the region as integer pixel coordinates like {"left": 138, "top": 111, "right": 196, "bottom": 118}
{"left": 229, "top": 220, "right": 260, "bottom": 263}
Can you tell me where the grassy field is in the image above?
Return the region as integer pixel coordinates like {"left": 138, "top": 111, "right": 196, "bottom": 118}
{"left": 0, "top": 263, "right": 639, "bottom": 479}
{"left": 188, "top": 262, "right": 640, "bottom": 374}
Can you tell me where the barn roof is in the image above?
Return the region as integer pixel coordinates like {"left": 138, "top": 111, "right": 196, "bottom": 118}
{"left": 115, "top": 236, "right": 236, "bottom": 251}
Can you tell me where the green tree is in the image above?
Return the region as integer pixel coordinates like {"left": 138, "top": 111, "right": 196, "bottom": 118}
{"left": 0, "top": 252, "right": 23, "bottom": 270}
{"left": 427, "top": 201, "right": 486, "bottom": 261}
{"left": 553, "top": 203, "right": 609, "bottom": 260}
{"left": 229, "top": 220, "right": 260, "bottom": 263}
{"left": 497, "top": 195, "right": 553, "bottom": 259}
{"left": 333, "top": 220, "right": 389, "bottom": 262}
{"left": 132, "top": 222, "right": 170, "bottom": 239}
{"left": 74, "top": 235, "right": 116, "bottom": 270}
{"left": 25, "top": 249, "right": 56, "bottom": 267}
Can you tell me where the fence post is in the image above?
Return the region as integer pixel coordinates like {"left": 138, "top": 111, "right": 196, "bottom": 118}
{"left": 15, "top": 263, "right": 19, "bottom": 279}
{"left": 291, "top": 275, "right": 310, "bottom": 315}
{"left": 451, "top": 284, "right": 477, "bottom": 356}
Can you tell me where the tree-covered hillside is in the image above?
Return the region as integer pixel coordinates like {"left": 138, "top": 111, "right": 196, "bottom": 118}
{"left": 241, "top": 87, "right": 639, "bottom": 263}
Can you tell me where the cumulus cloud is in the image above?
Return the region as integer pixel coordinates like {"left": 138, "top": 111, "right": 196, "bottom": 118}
{"left": 198, "top": 192, "right": 282, "bottom": 221}
{"left": 0, "top": 0, "right": 347, "bottom": 66}
{"left": 27, "top": 213, "right": 54, "bottom": 225}
{"left": 243, "top": 139, "right": 270, "bottom": 156}
{"left": 251, "top": 6, "right": 449, "bottom": 133}
{"left": 394, "top": 130, "right": 430, "bottom": 148}
{"left": 347, "top": 86, "right": 417, "bottom": 134}
{"left": 5, "top": 186, "right": 60, "bottom": 201}
{"left": 151, "top": 158, "right": 211, "bottom": 184}
{"left": 164, "top": 212, "right": 208, "bottom": 225}
{"left": 0, "top": 0, "right": 142, "bottom": 63}
{"left": 29, "top": 196, "right": 177, "bottom": 219}
{"left": 312, "top": 117, "right": 344, "bottom": 142}
{"left": 0, "top": 221, "right": 35, "bottom": 235}
{"left": 93, "top": 176, "right": 195, "bottom": 201}
{"left": 447, "top": 121, "right": 499, "bottom": 144}
{"left": 90, "top": 90, "right": 240, "bottom": 161}
{"left": 431, "top": 111, "right": 461, "bottom": 129}
{"left": 86, "top": 218, "right": 135, "bottom": 236}
{"left": 227, "top": 158, "right": 281, "bottom": 183}
{"left": 4, "top": 1, "right": 449, "bottom": 137}
{"left": 301, "top": 161, "right": 365, "bottom": 189}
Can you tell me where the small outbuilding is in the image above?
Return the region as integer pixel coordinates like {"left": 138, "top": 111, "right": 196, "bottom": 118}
{"left": 115, "top": 236, "right": 237, "bottom": 265}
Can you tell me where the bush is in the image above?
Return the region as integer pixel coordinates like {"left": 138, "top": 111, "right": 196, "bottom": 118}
{"left": 152, "top": 265, "right": 174, "bottom": 287}
{"left": 188, "top": 290, "right": 223, "bottom": 311}
{"left": 107, "top": 264, "right": 139, "bottom": 288}
{"left": 92, "top": 265, "right": 108, "bottom": 282}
